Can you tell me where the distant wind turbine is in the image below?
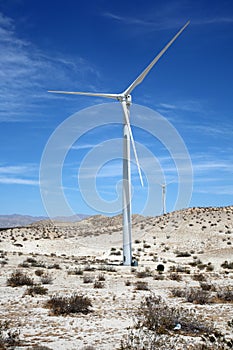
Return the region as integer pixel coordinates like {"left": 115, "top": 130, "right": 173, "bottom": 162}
{"left": 48, "top": 21, "right": 190, "bottom": 266}
{"left": 159, "top": 181, "right": 174, "bottom": 215}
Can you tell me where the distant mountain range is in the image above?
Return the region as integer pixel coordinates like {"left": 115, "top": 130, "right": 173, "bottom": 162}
{"left": 0, "top": 214, "right": 89, "bottom": 228}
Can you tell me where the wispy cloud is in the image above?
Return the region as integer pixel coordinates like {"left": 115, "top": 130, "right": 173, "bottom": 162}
{"left": 193, "top": 17, "right": 233, "bottom": 26}
{"left": 0, "top": 164, "right": 38, "bottom": 186}
{"left": 0, "top": 12, "right": 100, "bottom": 122}
{"left": 0, "top": 177, "right": 38, "bottom": 185}
{"left": 72, "top": 143, "right": 101, "bottom": 150}
{"left": 158, "top": 100, "right": 204, "bottom": 113}
{"left": 103, "top": 12, "right": 185, "bottom": 32}
{"left": 195, "top": 185, "right": 233, "bottom": 196}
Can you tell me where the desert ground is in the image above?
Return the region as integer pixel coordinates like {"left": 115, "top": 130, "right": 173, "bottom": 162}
{"left": 0, "top": 206, "right": 233, "bottom": 349}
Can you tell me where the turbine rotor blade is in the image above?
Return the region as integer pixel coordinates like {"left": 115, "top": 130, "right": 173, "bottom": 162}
{"left": 122, "top": 102, "right": 144, "bottom": 187}
{"left": 124, "top": 20, "right": 190, "bottom": 96}
{"left": 48, "top": 90, "right": 120, "bottom": 100}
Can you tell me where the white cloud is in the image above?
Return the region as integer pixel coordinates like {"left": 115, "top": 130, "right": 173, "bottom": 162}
{"left": 71, "top": 143, "right": 101, "bottom": 150}
{"left": 0, "top": 164, "right": 38, "bottom": 186}
{"left": 0, "top": 12, "right": 100, "bottom": 122}
{"left": 195, "top": 185, "right": 233, "bottom": 196}
{"left": 0, "top": 177, "right": 38, "bottom": 185}
{"left": 158, "top": 100, "right": 205, "bottom": 113}
{"left": 0, "top": 165, "right": 32, "bottom": 174}
{"left": 194, "top": 17, "right": 233, "bottom": 25}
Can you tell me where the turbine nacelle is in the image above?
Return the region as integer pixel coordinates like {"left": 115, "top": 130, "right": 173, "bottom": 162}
{"left": 117, "top": 94, "right": 132, "bottom": 105}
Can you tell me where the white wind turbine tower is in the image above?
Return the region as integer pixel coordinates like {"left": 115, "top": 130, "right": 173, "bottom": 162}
{"left": 160, "top": 181, "right": 174, "bottom": 215}
{"left": 49, "top": 21, "right": 190, "bottom": 266}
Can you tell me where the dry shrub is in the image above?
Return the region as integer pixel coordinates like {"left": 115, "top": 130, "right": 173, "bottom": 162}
{"left": 97, "top": 273, "right": 105, "bottom": 281}
{"left": 200, "top": 282, "right": 216, "bottom": 291}
{"left": 175, "top": 251, "right": 191, "bottom": 257}
{"left": 83, "top": 275, "right": 94, "bottom": 284}
{"left": 153, "top": 274, "right": 164, "bottom": 280}
{"left": 135, "top": 281, "right": 149, "bottom": 291}
{"left": 83, "top": 265, "right": 95, "bottom": 272}
{"left": 185, "top": 288, "right": 212, "bottom": 305}
{"left": 40, "top": 273, "right": 53, "bottom": 285}
{"left": 68, "top": 268, "right": 83, "bottom": 275}
{"left": 93, "top": 280, "right": 104, "bottom": 289}
{"left": 221, "top": 261, "right": 233, "bottom": 269}
{"left": 0, "top": 320, "right": 20, "bottom": 348}
{"left": 192, "top": 273, "right": 206, "bottom": 281}
{"left": 48, "top": 263, "right": 61, "bottom": 270}
{"left": 25, "top": 284, "right": 48, "bottom": 296}
{"left": 35, "top": 269, "right": 44, "bottom": 277}
{"left": 45, "top": 293, "right": 92, "bottom": 315}
{"left": 169, "top": 273, "right": 182, "bottom": 281}
{"left": 136, "top": 269, "right": 151, "bottom": 278}
{"left": 136, "top": 295, "right": 212, "bottom": 334}
{"left": 216, "top": 286, "right": 233, "bottom": 303}
{"left": 119, "top": 294, "right": 224, "bottom": 350}
{"left": 7, "top": 270, "right": 34, "bottom": 287}
{"left": 170, "top": 265, "right": 190, "bottom": 274}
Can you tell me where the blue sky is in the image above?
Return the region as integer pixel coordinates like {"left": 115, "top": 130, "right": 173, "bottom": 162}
{"left": 0, "top": 0, "right": 233, "bottom": 217}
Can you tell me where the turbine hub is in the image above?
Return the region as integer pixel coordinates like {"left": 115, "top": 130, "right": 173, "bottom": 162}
{"left": 121, "top": 94, "right": 132, "bottom": 106}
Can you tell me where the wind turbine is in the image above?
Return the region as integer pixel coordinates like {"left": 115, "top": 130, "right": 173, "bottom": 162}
{"left": 159, "top": 181, "right": 174, "bottom": 215}
{"left": 48, "top": 21, "right": 190, "bottom": 266}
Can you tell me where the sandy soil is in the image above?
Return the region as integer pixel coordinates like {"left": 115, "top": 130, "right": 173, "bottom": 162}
{"left": 0, "top": 206, "right": 232, "bottom": 349}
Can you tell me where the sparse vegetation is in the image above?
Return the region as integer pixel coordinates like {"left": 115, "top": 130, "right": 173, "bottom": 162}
{"left": 120, "top": 294, "right": 219, "bottom": 349}
{"left": 25, "top": 284, "right": 48, "bottom": 296}
{"left": 135, "top": 281, "right": 149, "bottom": 290}
{"left": 35, "top": 269, "right": 45, "bottom": 277}
{"left": 136, "top": 268, "right": 152, "bottom": 278}
{"left": 192, "top": 273, "right": 206, "bottom": 281}
{"left": 93, "top": 280, "right": 104, "bottom": 288}
{"left": 221, "top": 261, "right": 233, "bottom": 269}
{"left": 216, "top": 286, "right": 233, "bottom": 302}
{"left": 40, "top": 273, "right": 53, "bottom": 285}
{"left": 97, "top": 273, "right": 105, "bottom": 281}
{"left": 44, "top": 293, "right": 92, "bottom": 315}
{"left": 185, "top": 288, "right": 212, "bottom": 304}
{"left": 83, "top": 275, "right": 94, "bottom": 284}
{"left": 0, "top": 320, "right": 20, "bottom": 348}
{"left": 7, "top": 270, "right": 34, "bottom": 287}
{"left": 169, "top": 272, "right": 182, "bottom": 281}
{"left": 175, "top": 251, "right": 191, "bottom": 257}
{"left": 1, "top": 207, "right": 233, "bottom": 348}
{"left": 68, "top": 267, "right": 83, "bottom": 275}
